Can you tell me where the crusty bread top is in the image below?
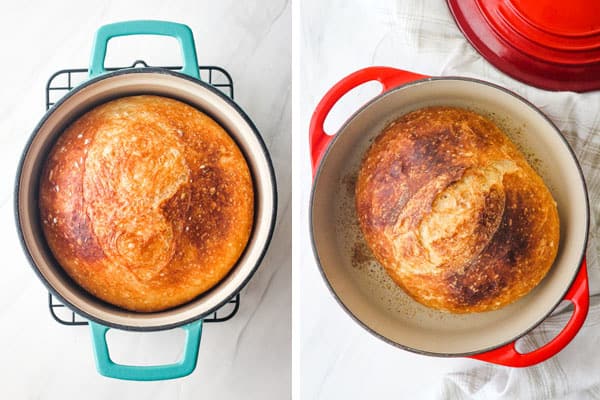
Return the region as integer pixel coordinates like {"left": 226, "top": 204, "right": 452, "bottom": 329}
{"left": 356, "top": 106, "right": 559, "bottom": 313}
{"left": 39, "top": 95, "right": 254, "bottom": 312}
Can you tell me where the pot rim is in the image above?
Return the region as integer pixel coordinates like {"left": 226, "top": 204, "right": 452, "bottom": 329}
{"left": 309, "top": 75, "right": 590, "bottom": 356}
{"left": 15, "top": 67, "right": 278, "bottom": 331}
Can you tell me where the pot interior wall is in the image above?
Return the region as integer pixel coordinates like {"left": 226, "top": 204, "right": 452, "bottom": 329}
{"left": 18, "top": 71, "right": 275, "bottom": 330}
{"left": 311, "top": 78, "right": 588, "bottom": 355}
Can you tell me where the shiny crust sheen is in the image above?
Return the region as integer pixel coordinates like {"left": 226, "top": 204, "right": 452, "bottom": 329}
{"left": 355, "top": 106, "right": 560, "bottom": 313}
{"left": 39, "top": 95, "right": 254, "bottom": 312}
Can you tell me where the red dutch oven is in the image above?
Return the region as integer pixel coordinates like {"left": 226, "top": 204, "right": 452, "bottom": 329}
{"left": 309, "top": 67, "right": 589, "bottom": 367}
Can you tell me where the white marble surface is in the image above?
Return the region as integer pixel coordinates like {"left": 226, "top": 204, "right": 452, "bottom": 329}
{"left": 0, "top": 1, "right": 290, "bottom": 398}
{"left": 297, "top": 0, "right": 600, "bottom": 399}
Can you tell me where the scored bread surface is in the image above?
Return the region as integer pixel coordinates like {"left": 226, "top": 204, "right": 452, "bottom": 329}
{"left": 355, "top": 106, "right": 559, "bottom": 313}
{"left": 39, "top": 95, "right": 254, "bottom": 312}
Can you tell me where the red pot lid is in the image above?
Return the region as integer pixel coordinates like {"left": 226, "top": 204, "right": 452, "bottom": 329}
{"left": 447, "top": 0, "right": 600, "bottom": 92}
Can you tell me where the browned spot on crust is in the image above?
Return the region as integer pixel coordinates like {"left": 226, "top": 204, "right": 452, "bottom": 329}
{"left": 185, "top": 165, "right": 232, "bottom": 252}
{"left": 473, "top": 185, "right": 505, "bottom": 246}
{"left": 66, "top": 212, "right": 105, "bottom": 262}
{"left": 160, "top": 183, "right": 192, "bottom": 230}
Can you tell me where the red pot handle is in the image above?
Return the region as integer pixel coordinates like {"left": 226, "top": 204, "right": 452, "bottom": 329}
{"left": 309, "top": 67, "right": 428, "bottom": 176}
{"left": 470, "top": 258, "right": 589, "bottom": 367}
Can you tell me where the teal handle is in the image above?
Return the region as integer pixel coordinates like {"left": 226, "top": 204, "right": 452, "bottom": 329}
{"left": 89, "top": 320, "right": 203, "bottom": 381}
{"left": 89, "top": 20, "right": 200, "bottom": 79}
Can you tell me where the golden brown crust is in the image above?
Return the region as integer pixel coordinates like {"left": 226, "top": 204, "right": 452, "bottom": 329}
{"left": 355, "top": 106, "right": 559, "bottom": 313}
{"left": 39, "top": 95, "right": 254, "bottom": 312}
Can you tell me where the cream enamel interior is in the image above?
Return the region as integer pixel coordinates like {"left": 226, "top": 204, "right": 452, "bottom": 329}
{"left": 311, "top": 78, "right": 588, "bottom": 355}
{"left": 18, "top": 71, "right": 275, "bottom": 329}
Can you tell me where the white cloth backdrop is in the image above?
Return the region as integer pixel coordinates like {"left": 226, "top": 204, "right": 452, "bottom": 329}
{"left": 298, "top": 0, "right": 600, "bottom": 398}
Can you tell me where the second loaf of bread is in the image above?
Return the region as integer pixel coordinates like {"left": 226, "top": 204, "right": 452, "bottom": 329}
{"left": 355, "top": 106, "right": 560, "bottom": 313}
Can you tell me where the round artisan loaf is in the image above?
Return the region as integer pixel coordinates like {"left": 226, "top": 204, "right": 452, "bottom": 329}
{"left": 355, "top": 106, "right": 559, "bottom": 313}
{"left": 39, "top": 95, "right": 254, "bottom": 312}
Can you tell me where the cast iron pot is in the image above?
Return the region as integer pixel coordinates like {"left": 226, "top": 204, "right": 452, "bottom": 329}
{"left": 309, "top": 67, "right": 589, "bottom": 367}
{"left": 15, "top": 21, "right": 277, "bottom": 380}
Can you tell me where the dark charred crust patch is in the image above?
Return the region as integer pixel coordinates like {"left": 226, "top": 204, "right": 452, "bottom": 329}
{"left": 408, "top": 127, "right": 460, "bottom": 170}
{"left": 160, "top": 183, "right": 192, "bottom": 230}
{"left": 368, "top": 171, "right": 410, "bottom": 227}
{"left": 473, "top": 185, "right": 505, "bottom": 243}
{"left": 444, "top": 183, "right": 533, "bottom": 307}
{"left": 445, "top": 262, "right": 509, "bottom": 307}
{"left": 497, "top": 186, "right": 532, "bottom": 265}
{"left": 185, "top": 164, "right": 232, "bottom": 253}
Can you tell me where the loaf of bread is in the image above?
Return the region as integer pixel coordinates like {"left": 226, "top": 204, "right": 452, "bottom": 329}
{"left": 355, "top": 106, "right": 559, "bottom": 313}
{"left": 39, "top": 95, "right": 254, "bottom": 312}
